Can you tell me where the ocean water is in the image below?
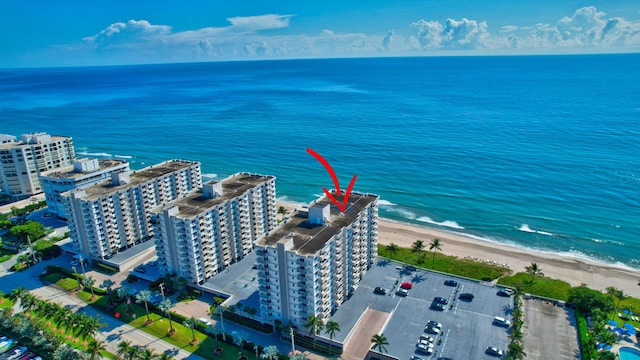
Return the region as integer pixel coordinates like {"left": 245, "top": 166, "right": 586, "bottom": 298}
{"left": 1, "top": 54, "right": 639, "bottom": 268}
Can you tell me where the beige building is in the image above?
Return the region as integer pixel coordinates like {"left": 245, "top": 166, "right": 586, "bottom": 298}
{"left": 63, "top": 160, "right": 202, "bottom": 261}
{"left": 0, "top": 133, "right": 75, "bottom": 200}
{"left": 40, "top": 158, "right": 130, "bottom": 218}
{"left": 151, "top": 173, "right": 277, "bottom": 285}
{"left": 254, "top": 192, "right": 379, "bottom": 328}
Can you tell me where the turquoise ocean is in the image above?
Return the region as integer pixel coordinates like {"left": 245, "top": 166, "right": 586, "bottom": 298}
{"left": 1, "top": 54, "right": 639, "bottom": 268}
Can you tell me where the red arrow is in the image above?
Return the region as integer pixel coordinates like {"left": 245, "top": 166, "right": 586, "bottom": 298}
{"left": 307, "top": 148, "right": 357, "bottom": 213}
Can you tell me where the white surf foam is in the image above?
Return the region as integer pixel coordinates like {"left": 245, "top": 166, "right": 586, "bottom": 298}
{"left": 378, "top": 199, "right": 397, "bottom": 206}
{"left": 114, "top": 154, "right": 133, "bottom": 159}
{"left": 518, "top": 224, "right": 553, "bottom": 236}
{"left": 201, "top": 173, "right": 218, "bottom": 179}
{"left": 417, "top": 216, "right": 464, "bottom": 229}
{"left": 76, "top": 151, "right": 113, "bottom": 157}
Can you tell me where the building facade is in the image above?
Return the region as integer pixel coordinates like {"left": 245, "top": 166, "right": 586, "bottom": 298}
{"left": 254, "top": 192, "right": 379, "bottom": 328}
{"left": 151, "top": 173, "right": 277, "bottom": 285}
{"left": 41, "top": 158, "right": 130, "bottom": 218}
{"left": 0, "top": 133, "right": 75, "bottom": 200}
{"left": 63, "top": 159, "right": 202, "bottom": 261}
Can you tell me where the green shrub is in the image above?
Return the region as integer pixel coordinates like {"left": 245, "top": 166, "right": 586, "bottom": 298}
{"left": 498, "top": 272, "right": 572, "bottom": 300}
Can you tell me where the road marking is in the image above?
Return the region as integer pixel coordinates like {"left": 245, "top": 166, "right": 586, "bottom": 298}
{"left": 439, "top": 329, "right": 451, "bottom": 358}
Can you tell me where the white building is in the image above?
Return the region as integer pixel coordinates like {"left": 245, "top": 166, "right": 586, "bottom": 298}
{"left": 0, "top": 133, "right": 75, "bottom": 200}
{"left": 254, "top": 192, "right": 379, "bottom": 328}
{"left": 40, "top": 158, "right": 130, "bottom": 218}
{"left": 151, "top": 173, "right": 277, "bottom": 285}
{"left": 63, "top": 159, "right": 202, "bottom": 261}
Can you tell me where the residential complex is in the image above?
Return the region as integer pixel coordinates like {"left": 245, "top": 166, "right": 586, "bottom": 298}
{"left": 254, "top": 192, "right": 379, "bottom": 328}
{"left": 151, "top": 173, "right": 277, "bottom": 285}
{"left": 63, "top": 159, "right": 202, "bottom": 261}
{"left": 40, "top": 158, "right": 130, "bottom": 218}
{"left": 0, "top": 133, "right": 75, "bottom": 200}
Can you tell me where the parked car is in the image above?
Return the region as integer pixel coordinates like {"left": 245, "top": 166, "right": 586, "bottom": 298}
{"left": 405, "top": 265, "right": 417, "bottom": 272}
{"left": 419, "top": 335, "right": 435, "bottom": 343}
{"left": 401, "top": 282, "right": 413, "bottom": 289}
{"left": 493, "top": 316, "right": 511, "bottom": 327}
{"left": 426, "top": 320, "right": 442, "bottom": 329}
{"left": 425, "top": 326, "right": 441, "bottom": 334}
{"left": 373, "top": 287, "right": 387, "bottom": 295}
{"left": 433, "top": 297, "right": 448, "bottom": 305}
{"left": 396, "top": 288, "right": 409, "bottom": 296}
{"left": 7, "top": 347, "right": 28, "bottom": 360}
{"left": 430, "top": 302, "right": 445, "bottom": 311}
{"left": 410, "top": 356, "right": 424, "bottom": 360}
{"left": 497, "top": 288, "right": 514, "bottom": 297}
{"left": 416, "top": 343, "right": 434, "bottom": 355}
{"left": 459, "top": 293, "right": 475, "bottom": 301}
{"left": 0, "top": 339, "right": 17, "bottom": 354}
{"left": 198, "top": 318, "right": 212, "bottom": 327}
{"left": 444, "top": 279, "right": 458, "bottom": 286}
{"left": 485, "top": 347, "right": 504, "bottom": 357}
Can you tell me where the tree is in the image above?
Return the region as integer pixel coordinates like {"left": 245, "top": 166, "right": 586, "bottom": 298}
{"left": 116, "top": 340, "right": 133, "bottom": 359}
{"left": 117, "top": 285, "right": 133, "bottom": 312}
{"left": 429, "top": 238, "right": 442, "bottom": 269}
{"left": 261, "top": 345, "right": 279, "bottom": 360}
{"left": 139, "top": 347, "right": 159, "bottom": 360}
{"left": 507, "top": 327, "right": 523, "bottom": 344}
{"left": 10, "top": 221, "right": 47, "bottom": 244}
{"left": 568, "top": 285, "right": 615, "bottom": 314}
{"left": 304, "top": 315, "right": 324, "bottom": 350}
{"left": 158, "top": 354, "right": 174, "bottom": 360}
{"left": 371, "top": 333, "right": 389, "bottom": 353}
{"left": 278, "top": 206, "right": 287, "bottom": 218}
{"left": 86, "top": 340, "right": 106, "bottom": 360}
{"left": 324, "top": 320, "right": 340, "bottom": 356}
{"left": 411, "top": 240, "right": 425, "bottom": 263}
{"left": 80, "top": 315, "right": 106, "bottom": 340}
{"left": 507, "top": 340, "right": 526, "bottom": 360}
{"left": 159, "top": 299, "right": 176, "bottom": 333}
{"left": 136, "top": 290, "right": 153, "bottom": 322}
{"left": 100, "top": 279, "right": 115, "bottom": 302}
{"left": 524, "top": 263, "right": 543, "bottom": 283}
{"left": 83, "top": 276, "right": 96, "bottom": 299}
{"left": 184, "top": 316, "right": 198, "bottom": 343}
{"left": 53, "top": 344, "right": 80, "bottom": 360}
{"left": 605, "top": 287, "right": 626, "bottom": 310}
{"left": 385, "top": 243, "right": 398, "bottom": 257}
{"left": 234, "top": 330, "right": 249, "bottom": 357}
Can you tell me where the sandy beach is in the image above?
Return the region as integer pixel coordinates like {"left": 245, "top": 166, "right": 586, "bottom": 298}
{"left": 279, "top": 202, "right": 640, "bottom": 298}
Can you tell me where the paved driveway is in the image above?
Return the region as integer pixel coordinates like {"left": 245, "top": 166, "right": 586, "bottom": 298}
{"left": 523, "top": 298, "right": 580, "bottom": 359}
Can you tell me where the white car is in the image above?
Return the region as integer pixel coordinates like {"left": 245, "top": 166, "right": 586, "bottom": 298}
{"left": 425, "top": 326, "right": 441, "bottom": 334}
{"left": 416, "top": 343, "right": 434, "bottom": 355}
{"left": 198, "top": 317, "right": 212, "bottom": 327}
{"left": 417, "top": 339, "right": 434, "bottom": 348}
{"left": 493, "top": 316, "right": 511, "bottom": 327}
{"left": 419, "top": 335, "right": 435, "bottom": 343}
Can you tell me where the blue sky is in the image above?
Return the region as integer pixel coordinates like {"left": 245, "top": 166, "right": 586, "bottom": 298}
{"left": 1, "top": 0, "right": 639, "bottom": 67}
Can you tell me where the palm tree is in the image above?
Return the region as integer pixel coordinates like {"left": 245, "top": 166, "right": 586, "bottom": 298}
{"left": 385, "top": 243, "right": 399, "bottom": 258}
{"left": 86, "top": 339, "right": 106, "bottom": 360}
{"left": 53, "top": 344, "right": 79, "bottom": 360}
{"left": 159, "top": 299, "right": 175, "bottom": 333}
{"left": 126, "top": 346, "right": 144, "bottom": 360}
{"left": 261, "top": 345, "right": 279, "bottom": 360}
{"left": 183, "top": 316, "right": 198, "bottom": 343}
{"left": 606, "top": 287, "right": 626, "bottom": 310}
{"left": 139, "top": 347, "right": 159, "bottom": 360}
{"left": 524, "top": 262, "right": 543, "bottom": 283}
{"left": 116, "top": 340, "right": 133, "bottom": 359}
{"left": 83, "top": 276, "right": 96, "bottom": 299}
{"left": 507, "top": 340, "right": 526, "bottom": 360}
{"left": 117, "top": 285, "right": 133, "bottom": 312}
{"left": 100, "top": 279, "right": 115, "bottom": 303}
{"left": 411, "top": 240, "right": 425, "bottom": 263}
{"left": 81, "top": 315, "right": 106, "bottom": 340}
{"left": 371, "top": 333, "right": 389, "bottom": 353}
{"left": 234, "top": 330, "right": 249, "bottom": 357}
{"left": 278, "top": 206, "right": 287, "bottom": 218}
{"left": 429, "top": 238, "right": 442, "bottom": 269}
{"left": 508, "top": 327, "right": 523, "bottom": 343}
{"left": 136, "top": 290, "right": 153, "bottom": 323}
{"left": 158, "top": 354, "right": 174, "bottom": 360}
{"left": 217, "top": 305, "right": 227, "bottom": 340}
{"left": 324, "top": 320, "right": 340, "bottom": 356}
{"left": 304, "top": 315, "right": 324, "bottom": 350}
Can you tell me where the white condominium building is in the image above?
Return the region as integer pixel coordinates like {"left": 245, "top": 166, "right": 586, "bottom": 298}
{"left": 41, "top": 158, "right": 130, "bottom": 219}
{"left": 151, "top": 173, "right": 277, "bottom": 285}
{"left": 63, "top": 160, "right": 202, "bottom": 261}
{"left": 0, "top": 133, "right": 75, "bottom": 200}
{"left": 254, "top": 192, "right": 379, "bottom": 328}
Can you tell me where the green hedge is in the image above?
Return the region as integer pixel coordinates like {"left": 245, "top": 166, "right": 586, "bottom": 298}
{"left": 575, "top": 310, "right": 593, "bottom": 360}
{"left": 497, "top": 272, "right": 572, "bottom": 300}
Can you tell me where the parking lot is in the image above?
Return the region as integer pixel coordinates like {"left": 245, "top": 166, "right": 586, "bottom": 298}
{"left": 330, "top": 258, "right": 513, "bottom": 359}
{"left": 523, "top": 298, "right": 579, "bottom": 359}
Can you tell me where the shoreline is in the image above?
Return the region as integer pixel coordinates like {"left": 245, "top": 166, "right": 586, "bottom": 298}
{"left": 278, "top": 200, "right": 640, "bottom": 297}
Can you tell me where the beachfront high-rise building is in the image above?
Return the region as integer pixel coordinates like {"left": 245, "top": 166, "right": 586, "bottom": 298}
{"left": 41, "top": 158, "right": 130, "bottom": 218}
{"left": 254, "top": 192, "right": 379, "bottom": 328}
{"left": 63, "top": 160, "right": 202, "bottom": 261}
{"left": 0, "top": 133, "right": 75, "bottom": 201}
{"left": 151, "top": 173, "right": 277, "bottom": 285}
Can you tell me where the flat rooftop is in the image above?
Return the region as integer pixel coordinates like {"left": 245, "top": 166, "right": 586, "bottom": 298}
{"left": 76, "top": 159, "right": 199, "bottom": 200}
{"left": 153, "top": 173, "right": 274, "bottom": 218}
{"left": 256, "top": 192, "right": 378, "bottom": 255}
{"left": 41, "top": 159, "right": 129, "bottom": 179}
{"left": 0, "top": 135, "right": 69, "bottom": 149}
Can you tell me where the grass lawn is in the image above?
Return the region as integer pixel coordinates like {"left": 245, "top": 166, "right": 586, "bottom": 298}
{"left": 43, "top": 272, "right": 80, "bottom": 291}
{"left": 0, "top": 295, "right": 14, "bottom": 309}
{"left": 0, "top": 247, "right": 15, "bottom": 262}
{"left": 378, "top": 246, "right": 511, "bottom": 281}
{"left": 497, "top": 272, "right": 572, "bottom": 300}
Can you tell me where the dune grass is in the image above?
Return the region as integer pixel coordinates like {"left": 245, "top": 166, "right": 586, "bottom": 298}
{"left": 497, "top": 272, "right": 572, "bottom": 300}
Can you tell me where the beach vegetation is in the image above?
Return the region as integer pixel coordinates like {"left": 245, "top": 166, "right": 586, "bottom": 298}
{"left": 385, "top": 243, "right": 399, "bottom": 257}
{"left": 378, "top": 245, "right": 510, "bottom": 280}
{"left": 524, "top": 262, "right": 543, "bottom": 283}
{"left": 568, "top": 285, "right": 615, "bottom": 314}
{"left": 498, "top": 272, "right": 571, "bottom": 300}
{"left": 429, "top": 238, "right": 442, "bottom": 269}
{"left": 605, "top": 287, "right": 627, "bottom": 310}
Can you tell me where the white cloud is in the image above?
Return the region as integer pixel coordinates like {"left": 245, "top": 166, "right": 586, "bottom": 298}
{"left": 410, "top": 17, "right": 495, "bottom": 50}
{"left": 227, "top": 14, "right": 293, "bottom": 32}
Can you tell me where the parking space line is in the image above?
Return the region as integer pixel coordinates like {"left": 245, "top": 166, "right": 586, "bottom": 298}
{"left": 439, "top": 328, "right": 451, "bottom": 358}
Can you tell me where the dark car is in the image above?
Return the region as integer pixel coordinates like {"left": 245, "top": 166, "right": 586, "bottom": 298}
{"left": 444, "top": 280, "right": 458, "bottom": 287}
{"left": 430, "top": 301, "right": 445, "bottom": 311}
{"left": 497, "top": 289, "right": 514, "bottom": 297}
{"left": 405, "top": 265, "right": 417, "bottom": 272}
{"left": 485, "top": 347, "right": 503, "bottom": 357}
{"left": 434, "top": 296, "right": 448, "bottom": 305}
{"left": 459, "top": 293, "right": 475, "bottom": 301}
{"left": 374, "top": 287, "right": 387, "bottom": 295}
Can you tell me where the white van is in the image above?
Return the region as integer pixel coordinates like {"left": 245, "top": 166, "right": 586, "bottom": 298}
{"left": 493, "top": 316, "right": 511, "bottom": 327}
